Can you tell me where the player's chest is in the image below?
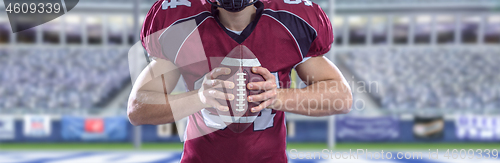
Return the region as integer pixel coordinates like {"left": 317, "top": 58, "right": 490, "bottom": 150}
{"left": 178, "top": 18, "right": 304, "bottom": 72}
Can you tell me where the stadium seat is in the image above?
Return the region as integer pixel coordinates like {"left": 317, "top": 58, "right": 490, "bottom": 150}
{"left": 0, "top": 47, "right": 130, "bottom": 113}
{"left": 339, "top": 47, "right": 500, "bottom": 111}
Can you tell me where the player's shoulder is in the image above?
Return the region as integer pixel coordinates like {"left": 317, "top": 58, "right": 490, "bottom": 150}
{"left": 141, "top": 0, "right": 212, "bottom": 60}
{"left": 260, "top": 0, "right": 328, "bottom": 29}
{"left": 144, "top": 0, "right": 211, "bottom": 29}
{"left": 261, "top": 0, "right": 325, "bottom": 19}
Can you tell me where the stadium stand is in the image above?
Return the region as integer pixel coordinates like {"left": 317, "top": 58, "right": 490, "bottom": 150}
{"left": 0, "top": 0, "right": 499, "bottom": 153}
{"left": 0, "top": 47, "right": 130, "bottom": 114}
{"left": 335, "top": 0, "right": 499, "bottom": 9}
{"left": 338, "top": 46, "right": 500, "bottom": 112}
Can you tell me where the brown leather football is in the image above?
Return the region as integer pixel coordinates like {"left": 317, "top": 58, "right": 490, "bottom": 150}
{"left": 213, "top": 45, "right": 265, "bottom": 133}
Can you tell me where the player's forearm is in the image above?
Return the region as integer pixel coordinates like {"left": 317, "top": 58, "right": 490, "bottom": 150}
{"left": 127, "top": 90, "right": 206, "bottom": 125}
{"left": 272, "top": 80, "right": 352, "bottom": 116}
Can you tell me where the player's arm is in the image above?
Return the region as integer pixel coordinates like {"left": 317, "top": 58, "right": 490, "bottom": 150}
{"left": 248, "top": 3, "right": 351, "bottom": 116}
{"left": 127, "top": 58, "right": 201, "bottom": 125}
{"left": 127, "top": 58, "right": 234, "bottom": 126}
{"left": 248, "top": 56, "right": 352, "bottom": 116}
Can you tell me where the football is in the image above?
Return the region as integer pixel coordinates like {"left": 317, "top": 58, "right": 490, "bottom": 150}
{"left": 214, "top": 45, "right": 265, "bottom": 133}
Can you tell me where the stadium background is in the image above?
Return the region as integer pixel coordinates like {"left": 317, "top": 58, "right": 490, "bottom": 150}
{"left": 1, "top": 0, "right": 500, "bottom": 162}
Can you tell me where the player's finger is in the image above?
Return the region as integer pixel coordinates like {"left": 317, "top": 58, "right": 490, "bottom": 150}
{"left": 251, "top": 99, "right": 274, "bottom": 113}
{"left": 204, "top": 89, "right": 235, "bottom": 101}
{"left": 248, "top": 89, "right": 277, "bottom": 102}
{"left": 203, "top": 79, "right": 218, "bottom": 87}
{"left": 251, "top": 67, "right": 275, "bottom": 81}
{"left": 206, "top": 99, "right": 229, "bottom": 111}
{"left": 208, "top": 67, "right": 231, "bottom": 79}
{"left": 215, "top": 81, "right": 235, "bottom": 89}
{"left": 247, "top": 81, "right": 277, "bottom": 91}
{"left": 204, "top": 79, "right": 235, "bottom": 89}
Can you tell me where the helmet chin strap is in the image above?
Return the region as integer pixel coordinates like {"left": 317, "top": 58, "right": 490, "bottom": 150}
{"left": 206, "top": 0, "right": 259, "bottom": 12}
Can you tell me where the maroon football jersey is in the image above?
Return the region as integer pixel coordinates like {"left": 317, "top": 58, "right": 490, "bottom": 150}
{"left": 141, "top": 0, "right": 333, "bottom": 162}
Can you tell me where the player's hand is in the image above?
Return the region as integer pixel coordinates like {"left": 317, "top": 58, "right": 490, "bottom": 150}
{"left": 198, "top": 67, "right": 235, "bottom": 111}
{"left": 247, "top": 67, "right": 278, "bottom": 113}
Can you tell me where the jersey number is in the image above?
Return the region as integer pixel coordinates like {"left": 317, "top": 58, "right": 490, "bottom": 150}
{"left": 254, "top": 109, "right": 275, "bottom": 131}
{"left": 284, "top": 0, "right": 312, "bottom": 6}
{"left": 201, "top": 108, "right": 275, "bottom": 131}
{"left": 162, "top": 0, "right": 191, "bottom": 9}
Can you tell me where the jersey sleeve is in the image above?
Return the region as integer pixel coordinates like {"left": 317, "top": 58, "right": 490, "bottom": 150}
{"left": 141, "top": 0, "right": 167, "bottom": 61}
{"left": 141, "top": 0, "right": 210, "bottom": 61}
{"left": 305, "top": 4, "right": 333, "bottom": 58}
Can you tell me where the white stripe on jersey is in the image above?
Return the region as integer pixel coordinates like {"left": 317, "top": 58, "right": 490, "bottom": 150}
{"left": 220, "top": 58, "right": 262, "bottom": 67}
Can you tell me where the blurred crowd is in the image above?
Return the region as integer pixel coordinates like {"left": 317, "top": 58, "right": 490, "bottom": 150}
{"left": 340, "top": 47, "right": 500, "bottom": 112}
{"left": 0, "top": 48, "right": 130, "bottom": 114}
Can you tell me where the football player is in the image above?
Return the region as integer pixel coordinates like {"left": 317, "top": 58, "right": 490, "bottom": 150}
{"left": 127, "top": 0, "right": 352, "bottom": 162}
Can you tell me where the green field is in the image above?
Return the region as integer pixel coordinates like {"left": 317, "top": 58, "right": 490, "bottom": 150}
{"left": 1, "top": 143, "right": 499, "bottom": 151}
